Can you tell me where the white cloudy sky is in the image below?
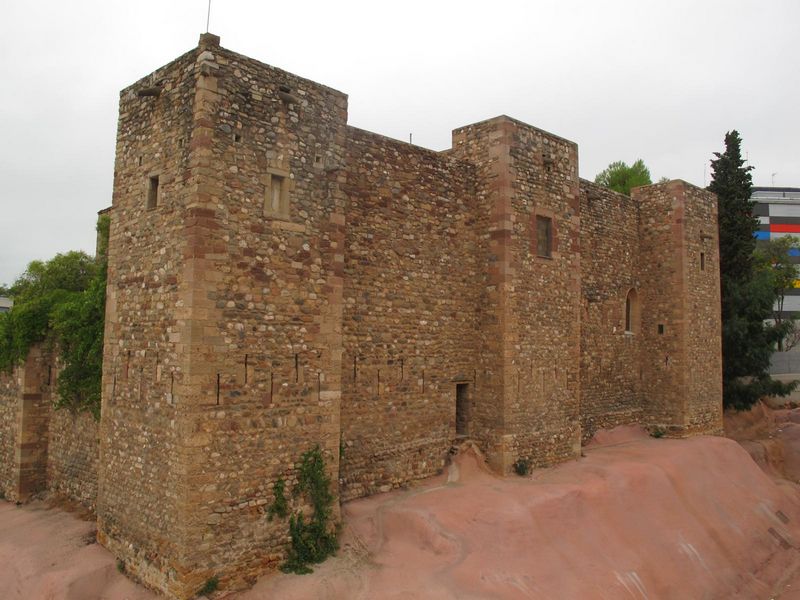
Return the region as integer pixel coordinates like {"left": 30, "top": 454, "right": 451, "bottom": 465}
{"left": 1, "top": 0, "right": 798, "bottom": 285}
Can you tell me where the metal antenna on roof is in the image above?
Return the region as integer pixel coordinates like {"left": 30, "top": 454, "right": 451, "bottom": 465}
{"left": 772, "top": 172, "right": 778, "bottom": 186}
{"left": 206, "top": 0, "right": 212, "bottom": 32}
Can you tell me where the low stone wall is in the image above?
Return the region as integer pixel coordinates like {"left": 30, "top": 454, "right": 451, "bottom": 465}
{"left": 0, "top": 366, "right": 20, "bottom": 499}
{"left": 47, "top": 409, "right": 99, "bottom": 511}
{"left": 0, "top": 347, "right": 100, "bottom": 509}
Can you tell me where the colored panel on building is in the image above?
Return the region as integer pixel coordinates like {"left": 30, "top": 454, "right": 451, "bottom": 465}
{"left": 771, "top": 224, "right": 800, "bottom": 233}
{"left": 769, "top": 204, "right": 800, "bottom": 218}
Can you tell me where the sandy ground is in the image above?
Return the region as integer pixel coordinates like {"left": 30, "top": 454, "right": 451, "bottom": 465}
{"left": 5, "top": 414, "right": 800, "bottom": 599}
{"left": 0, "top": 500, "right": 155, "bottom": 600}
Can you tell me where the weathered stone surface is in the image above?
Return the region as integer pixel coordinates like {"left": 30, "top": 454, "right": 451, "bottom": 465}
{"left": 47, "top": 408, "right": 99, "bottom": 511}
{"left": 579, "top": 180, "right": 722, "bottom": 440}
{"left": 0, "top": 347, "right": 54, "bottom": 503}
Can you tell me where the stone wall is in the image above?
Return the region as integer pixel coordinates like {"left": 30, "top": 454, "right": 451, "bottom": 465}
{"left": 680, "top": 184, "right": 724, "bottom": 434}
{"left": 0, "top": 365, "right": 20, "bottom": 499}
{"left": 97, "top": 44, "right": 199, "bottom": 597}
{"left": 1, "top": 348, "right": 99, "bottom": 508}
{"left": 504, "top": 120, "right": 582, "bottom": 467}
{"left": 99, "top": 33, "right": 350, "bottom": 597}
{"left": 47, "top": 409, "right": 99, "bottom": 511}
{"left": 340, "top": 126, "right": 483, "bottom": 499}
{"left": 450, "top": 117, "right": 582, "bottom": 470}
{"left": 634, "top": 181, "right": 723, "bottom": 434}
{"left": 174, "top": 36, "right": 349, "bottom": 595}
{"left": 635, "top": 182, "right": 687, "bottom": 430}
{"left": 0, "top": 346, "right": 53, "bottom": 502}
{"left": 448, "top": 118, "right": 512, "bottom": 471}
{"left": 579, "top": 180, "right": 643, "bottom": 440}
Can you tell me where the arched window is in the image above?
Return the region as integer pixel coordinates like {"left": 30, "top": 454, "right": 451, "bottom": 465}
{"left": 625, "top": 288, "right": 638, "bottom": 333}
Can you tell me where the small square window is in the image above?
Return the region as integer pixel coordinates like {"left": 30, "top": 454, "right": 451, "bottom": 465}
{"left": 146, "top": 175, "right": 159, "bottom": 210}
{"left": 536, "top": 216, "right": 552, "bottom": 258}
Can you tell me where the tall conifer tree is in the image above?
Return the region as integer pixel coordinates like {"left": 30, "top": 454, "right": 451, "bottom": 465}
{"left": 709, "top": 130, "right": 794, "bottom": 409}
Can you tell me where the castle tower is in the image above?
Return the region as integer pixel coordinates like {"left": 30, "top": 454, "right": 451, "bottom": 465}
{"left": 578, "top": 179, "right": 723, "bottom": 440}
{"left": 98, "top": 33, "right": 348, "bottom": 597}
{"left": 634, "top": 181, "right": 723, "bottom": 435}
{"left": 450, "top": 116, "right": 583, "bottom": 471}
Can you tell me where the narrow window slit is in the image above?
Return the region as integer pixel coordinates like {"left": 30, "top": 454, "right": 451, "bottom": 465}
{"left": 456, "top": 383, "right": 470, "bottom": 437}
{"left": 147, "top": 175, "right": 160, "bottom": 209}
{"left": 536, "top": 215, "right": 552, "bottom": 258}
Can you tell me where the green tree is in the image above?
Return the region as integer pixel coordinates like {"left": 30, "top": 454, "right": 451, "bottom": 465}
{"left": 0, "top": 216, "right": 109, "bottom": 417}
{"left": 8, "top": 251, "right": 96, "bottom": 303}
{"left": 758, "top": 237, "right": 800, "bottom": 327}
{"left": 0, "top": 252, "right": 93, "bottom": 371}
{"left": 756, "top": 236, "right": 800, "bottom": 351}
{"left": 594, "top": 159, "right": 652, "bottom": 195}
{"left": 51, "top": 215, "right": 109, "bottom": 417}
{"left": 709, "top": 130, "right": 795, "bottom": 409}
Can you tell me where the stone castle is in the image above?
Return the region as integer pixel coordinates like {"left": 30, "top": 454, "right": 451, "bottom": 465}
{"left": 0, "top": 33, "right": 723, "bottom": 598}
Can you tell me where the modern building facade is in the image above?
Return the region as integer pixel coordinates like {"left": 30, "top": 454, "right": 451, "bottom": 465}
{"left": 754, "top": 186, "right": 800, "bottom": 315}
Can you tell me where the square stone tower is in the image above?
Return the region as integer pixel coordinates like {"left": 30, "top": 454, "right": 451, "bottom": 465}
{"left": 98, "top": 33, "right": 349, "bottom": 597}
{"left": 450, "top": 116, "right": 583, "bottom": 470}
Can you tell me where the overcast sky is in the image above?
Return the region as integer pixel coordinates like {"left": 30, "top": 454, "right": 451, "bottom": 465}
{"left": 1, "top": 0, "right": 798, "bottom": 285}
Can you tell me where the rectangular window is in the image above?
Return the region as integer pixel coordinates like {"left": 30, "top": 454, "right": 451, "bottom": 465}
{"left": 536, "top": 216, "right": 552, "bottom": 258}
{"left": 700, "top": 252, "right": 705, "bottom": 271}
{"left": 147, "top": 175, "right": 159, "bottom": 210}
{"left": 270, "top": 175, "right": 283, "bottom": 213}
{"left": 264, "top": 169, "right": 290, "bottom": 219}
{"left": 456, "top": 383, "right": 470, "bottom": 437}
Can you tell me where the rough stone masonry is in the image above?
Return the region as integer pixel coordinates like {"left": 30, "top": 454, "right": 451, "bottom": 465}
{"left": 0, "top": 33, "right": 722, "bottom": 599}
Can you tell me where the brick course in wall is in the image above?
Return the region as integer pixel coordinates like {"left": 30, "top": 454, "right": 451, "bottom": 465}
{"left": 0, "top": 34, "right": 724, "bottom": 600}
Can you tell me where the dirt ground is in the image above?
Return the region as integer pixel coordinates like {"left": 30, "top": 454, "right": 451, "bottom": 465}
{"left": 5, "top": 409, "right": 800, "bottom": 599}
{"left": 0, "top": 499, "right": 154, "bottom": 600}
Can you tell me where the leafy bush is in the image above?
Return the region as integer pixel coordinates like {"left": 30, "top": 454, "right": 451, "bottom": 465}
{"left": 0, "top": 215, "right": 108, "bottom": 418}
{"left": 198, "top": 575, "right": 218, "bottom": 596}
{"left": 267, "top": 478, "right": 288, "bottom": 521}
{"left": 280, "top": 446, "right": 338, "bottom": 574}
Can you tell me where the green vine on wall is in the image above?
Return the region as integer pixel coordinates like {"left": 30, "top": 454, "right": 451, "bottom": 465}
{"left": 0, "top": 215, "right": 109, "bottom": 418}
{"left": 267, "top": 478, "right": 288, "bottom": 521}
{"left": 276, "top": 445, "right": 339, "bottom": 574}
